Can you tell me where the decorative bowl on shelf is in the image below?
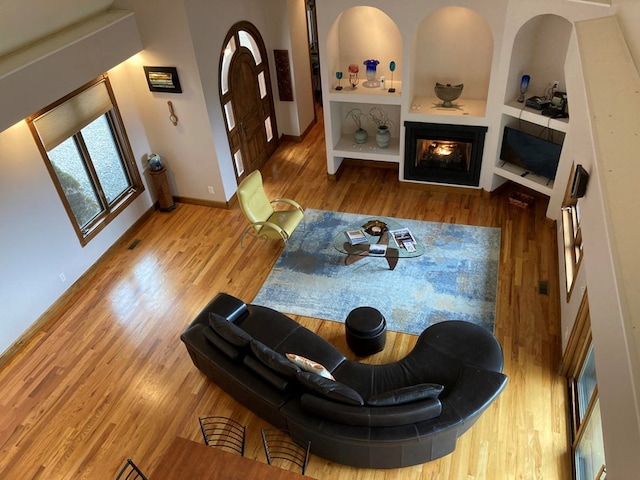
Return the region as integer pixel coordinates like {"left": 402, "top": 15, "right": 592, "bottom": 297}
{"left": 434, "top": 83, "right": 464, "bottom": 108}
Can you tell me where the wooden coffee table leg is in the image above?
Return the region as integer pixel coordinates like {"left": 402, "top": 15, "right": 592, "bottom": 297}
{"left": 345, "top": 253, "right": 367, "bottom": 266}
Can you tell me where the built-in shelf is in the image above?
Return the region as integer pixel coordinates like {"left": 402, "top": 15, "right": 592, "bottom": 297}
{"left": 409, "top": 97, "right": 487, "bottom": 118}
{"left": 502, "top": 100, "right": 569, "bottom": 132}
{"left": 328, "top": 81, "right": 403, "bottom": 105}
{"left": 333, "top": 134, "right": 401, "bottom": 162}
{"left": 493, "top": 160, "right": 554, "bottom": 196}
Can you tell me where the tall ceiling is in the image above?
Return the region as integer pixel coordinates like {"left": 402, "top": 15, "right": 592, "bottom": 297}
{"left": 0, "top": 0, "right": 113, "bottom": 57}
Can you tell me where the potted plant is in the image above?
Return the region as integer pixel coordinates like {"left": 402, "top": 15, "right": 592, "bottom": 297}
{"left": 345, "top": 108, "right": 368, "bottom": 144}
{"left": 368, "top": 106, "right": 393, "bottom": 148}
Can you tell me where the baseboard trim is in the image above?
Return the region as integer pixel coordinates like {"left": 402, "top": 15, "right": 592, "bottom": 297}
{"left": 175, "top": 196, "right": 232, "bottom": 209}
{"left": 0, "top": 206, "right": 155, "bottom": 370}
{"left": 280, "top": 117, "right": 316, "bottom": 143}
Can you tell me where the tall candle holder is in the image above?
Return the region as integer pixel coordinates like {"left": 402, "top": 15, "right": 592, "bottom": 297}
{"left": 348, "top": 64, "right": 359, "bottom": 89}
{"left": 388, "top": 61, "right": 396, "bottom": 93}
{"left": 335, "top": 71, "right": 343, "bottom": 90}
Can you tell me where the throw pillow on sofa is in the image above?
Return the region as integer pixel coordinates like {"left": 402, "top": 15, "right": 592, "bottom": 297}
{"left": 367, "top": 383, "right": 445, "bottom": 407}
{"left": 209, "top": 312, "right": 252, "bottom": 348}
{"left": 286, "top": 353, "right": 334, "bottom": 380}
{"left": 250, "top": 340, "right": 300, "bottom": 378}
{"left": 296, "top": 371, "right": 364, "bottom": 406}
{"left": 202, "top": 325, "right": 241, "bottom": 360}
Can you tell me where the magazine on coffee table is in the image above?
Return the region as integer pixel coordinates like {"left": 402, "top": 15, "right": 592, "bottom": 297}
{"left": 389, "top": 228, "right": 417, "bottom": 251}
{"left": 368, "top": 244, "right": 387, "bottom": 255}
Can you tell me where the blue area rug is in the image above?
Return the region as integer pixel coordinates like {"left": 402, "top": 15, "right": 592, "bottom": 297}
{"left": 253, "top": 209, "right": 501, "bottom": 335}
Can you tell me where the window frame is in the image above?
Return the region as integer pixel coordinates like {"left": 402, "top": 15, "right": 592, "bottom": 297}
{"left": 560, "top": 291, "right": 607, "bottom": 479}
{"left": 562, "top": 164, "right": 584, "bottom": 300}
{"left": 28, "top": 75, "right": 143, "bottom": 246}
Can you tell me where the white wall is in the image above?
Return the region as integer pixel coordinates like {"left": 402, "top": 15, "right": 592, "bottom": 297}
{"left": 0, "top": 0, "right": 112, "bottom": 56}
{"left": 0, "top": 88, "right": 153, "bottom": 356}
{"left": 112, "top": 0, "right": 227, "bottom": 203}
{"left": 0, "top": 10, "right": 153, "bottom": 355}
{"left": 0, "top": 0, "right": 319, "bottom": 354}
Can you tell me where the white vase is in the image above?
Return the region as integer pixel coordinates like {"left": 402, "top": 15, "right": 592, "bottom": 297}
{"left": 376, "top": 126, "right": 391, "bottom": 148}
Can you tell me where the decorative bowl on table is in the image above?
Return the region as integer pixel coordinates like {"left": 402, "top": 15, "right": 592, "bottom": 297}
{"left": 362, "top": 220, "right": 388, "bottom": 236}
{"left": 434, "top": 83, "right": 463, "bottom": 108}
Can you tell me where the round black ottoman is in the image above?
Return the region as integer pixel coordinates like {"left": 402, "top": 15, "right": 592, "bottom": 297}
{"left": 345, "top": 307, "right": 387, "bottom": 356}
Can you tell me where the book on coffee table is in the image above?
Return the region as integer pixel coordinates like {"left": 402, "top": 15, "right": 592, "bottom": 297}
{"left": 345, "top": 229, "right": 368, "bottom": 246}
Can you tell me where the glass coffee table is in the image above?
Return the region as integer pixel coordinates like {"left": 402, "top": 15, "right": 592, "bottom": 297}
{"left": 332, "top": 217, "right": 424, "bottom": 270}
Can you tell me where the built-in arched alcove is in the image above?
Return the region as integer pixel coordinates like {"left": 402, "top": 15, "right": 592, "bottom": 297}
{"left": 505, "top": 14, "right": 573, "bottom": 104}
{"left": 325, "top": 6, "right": 402, "bottom": 86}
{"left": 412, "top": 6, "right": 493, "bottom": 107}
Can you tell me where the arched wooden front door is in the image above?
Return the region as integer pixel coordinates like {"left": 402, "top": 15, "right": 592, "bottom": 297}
{"left": 220, "top": 22, "right": 278, "bottom": 183}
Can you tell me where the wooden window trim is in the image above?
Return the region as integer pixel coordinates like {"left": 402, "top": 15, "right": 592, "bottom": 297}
{"left": 562, "top": 164, "right": 584, "bottom": 300}
{"left": 27, "top": 74, "right": 144, "bottom": 246}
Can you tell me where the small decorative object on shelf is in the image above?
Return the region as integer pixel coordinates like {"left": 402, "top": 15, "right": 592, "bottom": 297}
{"left": 346, "top": 108, "right": 368, "bottom": 144}
{"left": 434, "top": 82, "right": 464, "bottom": 108}
{"left": 348, "top": 64, "right": 359, "bottom": 89}
{"left": 518, "top": 74, "right": 530, "bottom": 103}
{"left": 368, "top": 106, "right": 393, "bottom": 148}
{"left": 335, "top": 71, "right": 343, "bottom": 90}
{"left": 363, "top": 59, "right": 380, "bottom": 88}
{"left": 388, "top": 61, "right": 396, "bottom": 93}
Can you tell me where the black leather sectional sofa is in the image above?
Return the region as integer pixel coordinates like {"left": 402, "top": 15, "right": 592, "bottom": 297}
{"left": 180, "top": 292, "right": 507, "bottom": 469}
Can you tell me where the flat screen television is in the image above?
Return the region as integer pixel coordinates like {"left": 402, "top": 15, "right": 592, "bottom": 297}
{"left": 500, "top": 126, "right": 562, "bottom": 180}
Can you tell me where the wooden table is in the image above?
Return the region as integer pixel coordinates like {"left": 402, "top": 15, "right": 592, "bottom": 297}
{"left": 150, "top": 436, "right": 308, "bottom": 479}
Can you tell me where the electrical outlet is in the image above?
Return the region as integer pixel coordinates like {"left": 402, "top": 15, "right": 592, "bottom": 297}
{"left": 208, "top": 186, "right": 214, "bottom": 195}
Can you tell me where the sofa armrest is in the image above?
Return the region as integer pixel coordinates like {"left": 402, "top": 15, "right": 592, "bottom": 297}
{"left": 300, "top": 393, "right": 442, "bottom": 427}
{"left": 446, "top": 365, "right": 508, "bottom": 420}
{"left": 191, "top": 292, "right": 248, "bottom": 328}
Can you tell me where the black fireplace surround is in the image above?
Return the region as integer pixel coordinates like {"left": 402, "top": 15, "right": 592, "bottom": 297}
{"left": 404, "top": 122, "right": 488, "bottom": 186}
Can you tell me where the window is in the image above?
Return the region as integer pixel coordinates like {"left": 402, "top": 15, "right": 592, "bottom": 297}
{"left": 562, "top": 164, "right": 584, "bottom": 299}
{"left": 28, "top": 75, "right": 143, "bottom": 245}
{"left": 561, "top": 292, "right": 607, "bottom": 480}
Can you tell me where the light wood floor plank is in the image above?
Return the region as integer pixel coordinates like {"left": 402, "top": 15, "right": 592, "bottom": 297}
{"left": 0, "top": 108, "right": 570, "bottom": 479}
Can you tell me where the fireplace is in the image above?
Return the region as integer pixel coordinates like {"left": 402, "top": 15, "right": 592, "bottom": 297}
{"left": 404, "top": 122, "right": 487, "bottom": 186}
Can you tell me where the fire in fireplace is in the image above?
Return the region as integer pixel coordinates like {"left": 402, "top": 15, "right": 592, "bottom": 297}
{"left": 404, "top": 122, "right": 487, "bottom": 186}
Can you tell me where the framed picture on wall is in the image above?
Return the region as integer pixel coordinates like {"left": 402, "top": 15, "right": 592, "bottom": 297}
{"left": 143, "top": 66, "right": 182, "bottom": 93}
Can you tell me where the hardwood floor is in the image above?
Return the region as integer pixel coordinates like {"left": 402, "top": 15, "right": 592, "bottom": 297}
{"left": 0, "top": 110, "right": 570, "bottom": 479}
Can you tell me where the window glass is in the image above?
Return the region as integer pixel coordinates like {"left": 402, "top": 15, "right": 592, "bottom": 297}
{"left": 48, "top": 137, "right": 103, "bottom": 228}
{"left": 224, "top": 101, "right": 235, "bottom": 130}
{"left": 234, "top": 150, "right": 245, "bottom": 176}
{"left": 264, "top": 117, "right": 273, "bottom": 142}
{"left": 238, "top": 30, "right": 262, "bottom": 64}
{"left": 577, "top": 345, "right": 598, "bottom": 422}
{"left": 81, "top": 115, "right": 130, "bottom": 203}
{"left": 221, "top": 37, "right": 237, "bottom": 95}
{"left": 258, "top": 71, "right": 267, "bottom": 99}
{"left": 575, "top": 399, "right": 606, "bottom": 480}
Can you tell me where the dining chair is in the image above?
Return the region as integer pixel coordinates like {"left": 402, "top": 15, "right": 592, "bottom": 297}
{"left": 198, "top": 415, "right": 246, "bottom": 456}
{"left": 115, "top": 458, "right": 148, "bottom": 480}
{"left": 261, "top": 428, "right": 310, "bottom": 475}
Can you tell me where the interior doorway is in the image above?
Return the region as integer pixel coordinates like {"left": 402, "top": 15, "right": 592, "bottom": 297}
{"left": 219, "top": 22, "right": 278, "bottom": 183}
{"left": 306, "top": 0, "right": 322, "bottom": 104}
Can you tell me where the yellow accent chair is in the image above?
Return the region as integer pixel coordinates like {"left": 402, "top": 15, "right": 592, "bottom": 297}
{"left": 237, "top": 170, "right": 304, "bottom": 246}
